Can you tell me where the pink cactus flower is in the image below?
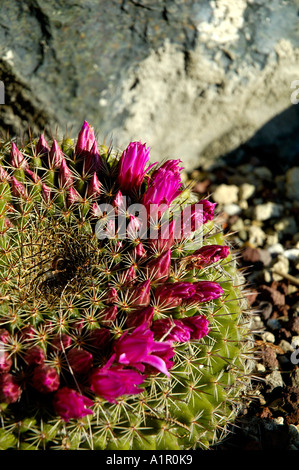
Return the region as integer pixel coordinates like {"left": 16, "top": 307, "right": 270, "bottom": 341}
{"left": 90, "top": 364, "right": 145, "bottom": 403}
{"left": 190, "top": 244, "right": 230, "bottom": 268}
{"left": 145, "top": 249, "right": 171, "bottom": 281}
{"left": 186, "top": 281, "right": 224, "bottom": 304}
{"left": 117, "top": 141, "right": 153, "bottom": 194}
{"left": 24, "top": 346, "right": 45, "bottom": 365}
{"left": 113, "top": 325, "right": 174, "bottom": 376}
{"left": 143, "top": 160, "right": 183, "bottom": 217}
{"left": 154, "top": 282, "right": 196, "bottom": 308}
{"left": 181, "top": 315, "right": 210, "bottom": 340}
{"left": 53, "top": 387, "right": 93, "bottom": 422}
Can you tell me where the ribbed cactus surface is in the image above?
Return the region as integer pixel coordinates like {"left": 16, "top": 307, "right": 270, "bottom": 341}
{"left": 0, "top": 122, "right": 252, "bottom": 450}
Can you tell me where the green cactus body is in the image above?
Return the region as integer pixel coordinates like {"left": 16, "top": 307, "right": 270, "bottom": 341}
{"left": 0, "top": 122, "right": 253, "bottom": 450}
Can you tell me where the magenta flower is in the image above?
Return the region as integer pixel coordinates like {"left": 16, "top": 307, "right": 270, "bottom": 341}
{"left": 181, "top": 315, "right": 210, "bottom": 340}
{"left": 113, "top": 325, "right": 174, "bottom": 376}
{"left": 67, "top": 349, "right": 93, "bottom": 375}
{"left": 200, "top": 199, "right": 217, "bottom": 224}
{"left": 32, "top": 364, "right": 60, "bottom": 394}
{"left": 117, "top": 141, "right": 153, "bottom": 194}
{"left": 190, "top": 244, "right": 230, "bottom": 267}
{"left": 53, "top": 387, "right": 93, "bottom": 422}
{"left": 90, "top": 365, "right": 145, "bottom": 403}
{"left": 143, "top": 160, "right": 183, "bottom": 217}
{"left": 186, "top": 281, "right": 224, "bottom": 304}
{"left": 152, "top": 318, "right": 192, "bottom": 343}
{"left": 75, "top": 120, "right": 96, "bottom": 155}
{"left": 0, "top": 373, "right": 22, "bottom": 404}
{"left": 154, "top": 282, "right": 196, "bottom": 308}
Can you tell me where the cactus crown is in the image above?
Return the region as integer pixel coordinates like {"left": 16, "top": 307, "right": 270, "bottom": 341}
{"left": 0, "top": 122, "right": 253, "bottom": 450}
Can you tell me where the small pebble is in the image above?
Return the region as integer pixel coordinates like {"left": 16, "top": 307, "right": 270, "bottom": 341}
{"left": 254, "top": 202, "right": 284, "bottom": 221}
{"left": 261, "top": 331, "right": 275, "bottom": 343}
{"left": 212, "top": 184, "right": 239, "bottom": 204}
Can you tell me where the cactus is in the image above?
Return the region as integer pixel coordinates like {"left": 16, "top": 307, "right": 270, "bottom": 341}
{"left": 0, "top": 121, "right": 253, "bottom": 450}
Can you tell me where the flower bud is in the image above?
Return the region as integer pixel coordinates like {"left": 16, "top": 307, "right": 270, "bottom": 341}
{"left": 32, "top": 365, "right": 60, "bottom": 393}
{"left": 53, "top": 387, "right": 93, "bottom": 422}
{"left": 67, "top": 348, "right": 93, "bottom": 375}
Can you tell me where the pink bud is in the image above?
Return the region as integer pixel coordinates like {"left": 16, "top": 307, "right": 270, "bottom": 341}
{"left": 154, "top": 282, "right": 196, "bottom": 308}
{"left": 24, "top": 346, "right": 45, "bottom": 365}
{"left": 152, "top": 318, "right": 192, "bottom": 343}
{"left": 120, "top": 266, "right": 137, "bottom": 284}
{"left": 67, "top": 187, "right": 81, "bottom": 206}
{"left": 41, "top": 183, "right": 52, "bottom": 204}
{"left": 67, "top": 348, "right": 93, "bottom": 375}
{"left": 51, "top": 334, "right": 72, "bottom": 352}
{"left": 126, "top": 306, "right": 154, "bottom": 329}
{"left": 0, "top": 328, "right": 10, "bottom": 344}
{"left": 0, "top": 351, "right": 13, "bottom": 373}
{"left": 145, "top": 249, "right": 171, "bottom": 281}
{"left": 83, "top": 140, "right": 102, "bottom": 174}
{"left": 10, "top": 142, "right": 29, "bottom": 169}
{"left": 36, "top": 134, "right": 50, "bottom": 155}
{"left": 188, "top": 244, "right": 230, "bottom": 268}
{"left": 53, "top": 387, "right": 93, "bottom": 422}
{"left": 102, "top": 287, "right": 118, "bottom": 305}
{"left": 0, "top": 165, "right": 10, "bottom": 182}
{"left": 32, "top": 364, "right": 60, "bottom": 393}
{"left": 0, "top": 373, "right": 22, "bottom": 404}
{"left": 10, "top": 176, "right": 27, "bottom": 198}
{"left": 86, "top": 328, "right": 111, "bottom": 350}
{"left": 25, "top": 168, "right": 40, "bottom": 184}
{"left": 58, "top": 158, "right": 74, "bottom": 188}
{"left": 129, "top": 279, "right": 151, "bottom": 307}
{"left": 75, "top": 121, "right": 96, "bottom": 155}
{"left": 100, "top": 305, "right": 118, "bottom": 326}
{"left": 49, "top": 140, "right": 64, "bottom": 169}
{"left": 87, "top": 172, "right": 102, "bottom": 199}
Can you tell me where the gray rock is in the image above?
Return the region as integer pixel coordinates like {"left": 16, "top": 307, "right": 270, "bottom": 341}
{"left": 265, "top": 370, "right": 283, "bottom": 392}
{"left": 286, "top": 167, "right": 299, "bottom": 201}
{"left": 212, "top": 184, "right": 239, "bottom": 204}
{"left": 254, "top": 202, "right": 284, "bottom": 221}
{"left": 247, "top": 225, "right": 266, "bottom": 246}
{"left": 274, "top": 217, "right": 298, "bottom": 237}
{"left": 223, "top": 203, "right": 242, "bottom": 216}
{"left": 271, "top": 254, "right": 289, "bottom": 281}
{"left": 1, "top": 0, "right": 299, "bottom": 171}
{"left": 239, "top": 183, "right": 256, "bottom": 201}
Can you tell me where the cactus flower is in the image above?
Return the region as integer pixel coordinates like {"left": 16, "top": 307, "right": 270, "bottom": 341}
{"left": 53, "top": 387, "right": 94, "bottom": 422}
{"left": 117, "top": 141, "right": 152, "bottom": 194}
{"left": 90, "top": 365, "right": 145, "bottom": 403}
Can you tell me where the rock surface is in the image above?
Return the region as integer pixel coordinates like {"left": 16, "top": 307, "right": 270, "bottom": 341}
{"left": 1, "top": 0, "right": 299, "bottom": 170}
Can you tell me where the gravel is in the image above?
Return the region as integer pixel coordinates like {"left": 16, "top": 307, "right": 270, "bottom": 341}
{"left": 187, "top": 150, "right": 299, "bottom": 450}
